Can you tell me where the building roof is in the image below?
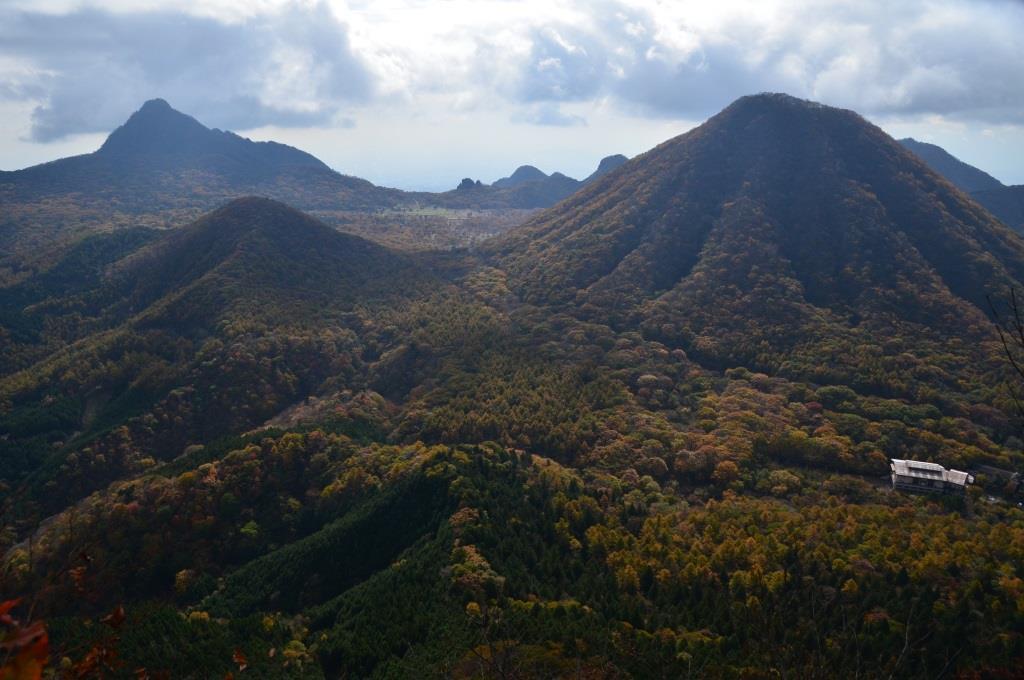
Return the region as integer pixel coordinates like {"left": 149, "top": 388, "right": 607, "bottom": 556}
{"left": 891, "top": 459, "right": 944, "bottom": 479}
{"left": 945, "top": 469, "right": 973, "bottom": 486}
{"left": 890, "top": 459, "right": 974, "bottom": 487}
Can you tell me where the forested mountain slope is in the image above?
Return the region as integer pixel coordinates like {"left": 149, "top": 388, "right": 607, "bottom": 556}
{"left": 3, "top": 95, "right": 1024, "bottom": 678}
{"left": 492, "top": 94, "right": 1024, "bottom": 384}
{"left": 0, "top": 197, "right": 442, "bottom": 517}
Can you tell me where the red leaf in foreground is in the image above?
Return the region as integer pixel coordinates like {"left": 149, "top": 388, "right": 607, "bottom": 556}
{"left": 0, "top": 620, "right": 49, "bottom": 680}
{"left": 232, "top": 649, "right": 248, "bottom": 672}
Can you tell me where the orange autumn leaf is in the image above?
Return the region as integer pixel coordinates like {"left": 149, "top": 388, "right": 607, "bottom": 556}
{"left": 0, "top": 621, "right": 49, "bottom": 680}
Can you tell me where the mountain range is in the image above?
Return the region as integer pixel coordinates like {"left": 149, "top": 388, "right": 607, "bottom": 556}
{"left": 2, "top": 93, "right": 1024, "bottom": 677}
{"left": 492, "top": 155, "right": 628, "bottom": 189}
{"left": 460, "top": 155, "right": 631, "bottom": 208}
{"left": 0, "top": 100, "right": 634, "bottom": 278}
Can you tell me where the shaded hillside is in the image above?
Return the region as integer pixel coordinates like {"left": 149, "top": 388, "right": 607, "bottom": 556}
{"left": 493, "top": 94, "right": 1024, "bottom": 377}
{"left": 0, "top": 198, "right": 430, "bottom": 372}
{"left": 0, "top": 227, "right": 161, "bottom": 374}
{"left": 898, "top": 137, "right": 1004, "bottom": 193}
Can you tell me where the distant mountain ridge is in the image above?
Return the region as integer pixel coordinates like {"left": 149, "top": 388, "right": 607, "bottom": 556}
{"left": 491, "top": 155, "right": 629, "bottom": 189}
{"left": 492, "top": 165, "right": 550, "bottom": 188}
{"left": 0, "top": 99, "right": 411, "bottom": 267}
{"left": 0, "top": 99, "right": 627, "bottom": 264}
{"left": 583, "top": 154, "right": 628, "bottom": 183}
{"left": 897, "top": 137, "right": 1024, "bottom": 235}
{"left": 441, "top": 154, "right": 631, "bottom": 209}
{"left": 897, "top": 138, "right": 1003, "bottom": 192}
{"left": 973, "top": 185, "right": 1024, "bottom": 234}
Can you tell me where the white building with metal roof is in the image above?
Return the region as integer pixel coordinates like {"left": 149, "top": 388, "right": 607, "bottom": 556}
{"left": 890, "top": 459, "right": 974, "bottom": 495}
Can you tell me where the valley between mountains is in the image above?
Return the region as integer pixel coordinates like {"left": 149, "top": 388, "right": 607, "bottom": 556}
{"left": 2, "top": 93, "right": 1024, "bottom": 678}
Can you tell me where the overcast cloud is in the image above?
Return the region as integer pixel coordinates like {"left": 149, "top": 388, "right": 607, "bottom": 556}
{"left": 0, "top": 0, "right": 1021, "bottom": 187}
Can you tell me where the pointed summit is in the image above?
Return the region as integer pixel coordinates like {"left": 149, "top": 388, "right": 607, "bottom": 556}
{"left": 583, "top": 154, "right": 628, "bottom": 184}
{"left": 94, "top": 98, "right": 329, "bottom": 174}
{"left": 99, "top": 98, "right": 212, "bottom": 156}
{"left": 0, "top": 96, "right": 400, "bottom": 242}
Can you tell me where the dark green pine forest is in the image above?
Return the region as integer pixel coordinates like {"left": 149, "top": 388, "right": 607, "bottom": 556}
{"left": 3, "top": 93, "right": 1024, "bottom": 678}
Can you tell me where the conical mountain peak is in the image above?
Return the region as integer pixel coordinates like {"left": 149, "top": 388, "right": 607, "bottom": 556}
{"left": 494, "top": 93, "right": 1024, "bottom": 364}
{"left": 99, "top": 98, "right": 211, "bottom": 156}
{"left": 94, "top": 99, "right": 329, "bottom": 172}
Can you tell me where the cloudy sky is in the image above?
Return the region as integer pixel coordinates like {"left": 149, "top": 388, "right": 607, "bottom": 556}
{"left": 0, "top": 0, "right": 1021, "bottom": 190}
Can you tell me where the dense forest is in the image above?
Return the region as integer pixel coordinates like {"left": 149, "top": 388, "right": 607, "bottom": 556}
{"left": 2, "top": 94, "right": 1024, "bottom": 678}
